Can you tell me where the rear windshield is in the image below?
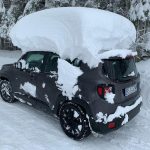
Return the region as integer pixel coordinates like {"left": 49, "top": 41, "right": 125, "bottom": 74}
{"left": 102, "top": 58, "right": 138, "bottom": 81}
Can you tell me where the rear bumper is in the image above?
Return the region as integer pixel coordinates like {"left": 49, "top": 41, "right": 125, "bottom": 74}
{"left": 89, "top": 96, "right": 142, "bottom": 134}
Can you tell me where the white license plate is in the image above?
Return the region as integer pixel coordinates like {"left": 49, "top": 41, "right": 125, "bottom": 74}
{"left": 125, "top": 84, "right": 137, "bottom": 96}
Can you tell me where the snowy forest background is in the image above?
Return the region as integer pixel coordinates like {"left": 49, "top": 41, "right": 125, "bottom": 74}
{"left": 0, "top": 0, "right": 150, "bottom": 59}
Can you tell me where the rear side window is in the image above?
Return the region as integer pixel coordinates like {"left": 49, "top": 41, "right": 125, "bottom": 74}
{"left": 103, "top": 58, "right": 138, "bottom": 81}
{"left": 66, "top": 58, "right": 82, "bottom": 67}
{"left": 45, "top": 53, "right": 59, "bottom": 72}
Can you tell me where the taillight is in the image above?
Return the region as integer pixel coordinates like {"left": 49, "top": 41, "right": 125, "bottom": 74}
{"left": 97, "top": 85, "right": 114, "bottom": 98}
{"left": 97, "top": 87, "right": 103, "bottom": 96}
{"left": 108, "top": 122, "right": 116, "bottom": 129}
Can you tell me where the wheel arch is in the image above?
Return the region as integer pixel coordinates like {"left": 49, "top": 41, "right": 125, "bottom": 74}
{"left": 55, "top": 95, "right": 92, "bottom": 118}
{"left": 0, "top": 76, "right": 9, "bottom": 81}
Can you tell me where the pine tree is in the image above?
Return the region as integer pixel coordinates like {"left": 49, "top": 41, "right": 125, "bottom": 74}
{"left": 0, "top": 0, "right": 27, "bottom": 38}
{"left": 130, "top": 0, "right": 150, "bottom": 22}
{"left": 0, "top": 0, "right": 5, "bottom": 14}
{"left": 23, "top": 0, "right": 45, "bottom": 16}
{"left": 129, "top": 0, "right": 150, "bottom": 54}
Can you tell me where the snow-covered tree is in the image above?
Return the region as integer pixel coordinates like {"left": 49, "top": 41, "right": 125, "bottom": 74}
{"left": 84, "top": 0, "right": 97, "bottom": 8}
{"left": 129, "top": 0, "right": 150, "bottom": 55}
{"left": 0, "top": 0, "right": 5, "bottom": 14}
{"left": 23, "top": 0, "right": 45, "bottom": 16}
{"left": 0, "top": 0, "right": 27, "bottom": 38}
{"left": 130, "top": 0, "right": 150, "bottom": 21}
{"left": 45, "top": 0, "right": 70, "bottom": 8}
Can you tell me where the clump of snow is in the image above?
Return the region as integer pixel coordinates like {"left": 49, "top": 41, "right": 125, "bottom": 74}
{"left": 56, "top": 59, "right": 83, "bottom": 100}
{"left": 122, "top": 114, "right": 129, "bottom": 126}
{"left": 42, "top": 83, "right": 46, "bottom": 88}
{"left": 127, "top": 71, "right": 136, "bottom": 77}
{"left": 18, "top": 59, "right": 29, "bottom": 69}
{"left": 96, "top": 96, "right": 142, "bottom": 124}
{"left": 104, "top": 93, "right": 115, "bottom": 104}
{"left": 96, "top": 112, "right": 107, "bottom": 123}
{"left": 99, "top": 49, "right": 137, "bottom": 60}
{"left": 14, "top": 95, "right": 26, "bottom": 104}
{"left": 45, "top": 94, "right": 50, "bottom": 103}
{"left": 27, "top": 102, "right": 32, "bottom": 106}
{"left": 20, "top": 82, "right": 36, "bottom": 97}
{"left": 74, "top": 111, "right": 79, "bottom": 118}
{"left": 49, "top": 71, "right": 57, "bottom": 79}
{"left": 10, "top": 7, "right": 136, "bottom": 68}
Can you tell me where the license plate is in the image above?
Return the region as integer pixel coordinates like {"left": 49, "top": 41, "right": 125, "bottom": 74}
{"left": 125, "top": 84, "right": 137, "bottom": 96}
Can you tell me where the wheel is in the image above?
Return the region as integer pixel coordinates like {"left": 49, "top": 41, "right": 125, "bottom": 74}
{"left": 59, "top": 102, "right": 91, "bottom": 140}
{"left": 0, "top": 80, "right": 15, "bottom": 103}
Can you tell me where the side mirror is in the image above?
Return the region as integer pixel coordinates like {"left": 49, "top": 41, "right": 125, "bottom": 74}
{"left": 14, "top": 62, "right": 22, "bottom": 70}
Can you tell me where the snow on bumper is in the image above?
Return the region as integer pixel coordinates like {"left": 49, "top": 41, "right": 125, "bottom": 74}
{"left": 96, "top": 96, "right": 142, "bottom": 124}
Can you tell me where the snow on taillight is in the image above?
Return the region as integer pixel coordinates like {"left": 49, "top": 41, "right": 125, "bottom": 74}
{"left": 104, "top": 87, "right": 112, "bottom": 96}
{"left": 97, "top": 85, "right": 114, "bottom": 98}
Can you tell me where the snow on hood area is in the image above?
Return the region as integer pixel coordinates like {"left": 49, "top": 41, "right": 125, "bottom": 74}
{"left": 10, "top": 7, "right": 136, "bottom": 68}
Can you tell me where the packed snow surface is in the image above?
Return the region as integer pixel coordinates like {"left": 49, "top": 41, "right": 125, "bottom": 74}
{"left": 10, "top": 7, "right": 136, "bottom": 68}
{"left": 0, "top": 50, "right": 150, "bottom": 150}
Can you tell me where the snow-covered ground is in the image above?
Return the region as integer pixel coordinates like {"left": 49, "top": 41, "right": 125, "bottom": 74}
{"left": 0, "top": 50, "right": 150, "bottom": 150}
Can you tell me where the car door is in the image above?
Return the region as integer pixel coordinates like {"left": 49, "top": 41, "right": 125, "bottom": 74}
{"left": 33, "top": 52, "right": 61, "bottom": 109}
{"left": 13, "top": 52, "right": 46, "bottom": 100}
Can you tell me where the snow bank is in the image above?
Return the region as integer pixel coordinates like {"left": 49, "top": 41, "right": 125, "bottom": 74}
{"left": 56, "top": 59, "right": 83, "bottom": 100}
{"left": 10, "top": 7, "right": 136, "bottom": 68}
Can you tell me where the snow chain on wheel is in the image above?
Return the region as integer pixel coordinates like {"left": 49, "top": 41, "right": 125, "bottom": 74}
{"left": 59, "top": 102, "right": 91, "bottom": 140}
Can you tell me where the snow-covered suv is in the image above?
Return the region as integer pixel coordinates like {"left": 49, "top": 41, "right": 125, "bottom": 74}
{"left": 0, "top": 50, "right": 142, "bottom": 140}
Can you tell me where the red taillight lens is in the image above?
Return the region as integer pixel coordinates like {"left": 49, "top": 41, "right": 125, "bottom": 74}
{"left": 97, "top": 87, "right": 103, "bottom": 96}
{"left": 108, "top": 122, "right": 116, "bottom": 129}
{"left": 97, "top": 85, "right": 114, "bottom": 98}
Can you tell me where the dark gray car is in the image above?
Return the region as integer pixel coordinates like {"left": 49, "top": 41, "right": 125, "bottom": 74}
{"left": 0, "top": 51, "right": 142, "bottom": 140}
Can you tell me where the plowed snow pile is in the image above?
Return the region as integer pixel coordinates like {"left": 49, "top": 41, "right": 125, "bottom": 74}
{"left": 10, "top": 7, "right": 136, "bottom": 68}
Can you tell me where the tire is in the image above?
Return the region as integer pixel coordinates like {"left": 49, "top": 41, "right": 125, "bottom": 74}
{"left": 0, "top": 80, "right": 15, "bottom": 103}
{"left": 59, "top": 102, "right": 91, "bottom": 140}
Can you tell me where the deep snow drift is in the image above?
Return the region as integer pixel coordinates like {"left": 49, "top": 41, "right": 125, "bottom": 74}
{"left": 0, "top": 50, "right": 150, "bottom": 150}
{"left": 10, "top": 7, "right": 136, "bottom": 68}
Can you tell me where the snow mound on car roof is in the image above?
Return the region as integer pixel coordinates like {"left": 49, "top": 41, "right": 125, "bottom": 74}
{"left": 10, "top": 7, "right": 136, "bottom": 68}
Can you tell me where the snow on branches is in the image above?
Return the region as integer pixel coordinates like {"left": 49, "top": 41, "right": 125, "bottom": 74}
{"left": 130, "top": 0, "right": 150, "bottom": 22}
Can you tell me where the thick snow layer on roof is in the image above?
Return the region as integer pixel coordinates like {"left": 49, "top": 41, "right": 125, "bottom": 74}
{"left": 99, "top": 49, "right": 137, "bottom": 60}
{"left": 10, "top": 7, "right": 136, "bottom": 68}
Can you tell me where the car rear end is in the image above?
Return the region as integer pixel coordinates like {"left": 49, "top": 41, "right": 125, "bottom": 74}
{"left": 86, "top": 56, "right": 142, "bottom": 134}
